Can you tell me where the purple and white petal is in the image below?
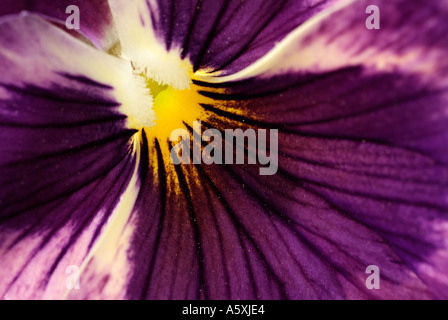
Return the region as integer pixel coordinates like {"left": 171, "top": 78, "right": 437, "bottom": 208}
{"left": 146, "top": 0, "right": 346, "bottom": 75}
{"left": 181, "top": 0, "right": 448, "bottom": 298}
{"left": 0, "top": 13, "right": 149, "bottom": 299}
{"left": 107, "top": 0, "right": 344, "bottom": 81}
{"left": 203, "top": 0, "right": 448, "bottom": 85}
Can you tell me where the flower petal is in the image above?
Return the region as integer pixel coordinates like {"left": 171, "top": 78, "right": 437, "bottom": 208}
{"left": 198, "top": 0, "right": 448, "bottom": 165}
{"left": 107, "top": 0, "right": 343, "bottom": 76}
{"left": 0, "top": 0, "right": 116, "bottom": 50}
{"left": 0, "top": 13, "right": 147, "bottom": 299}
{"left": 202, "top": 0, "right": 448, "bottom": 85}
{"left": 182, "top": 0, "right": 448, "bottom": 297}
{"left": 69, "top": 129, "right": 448, "bottom": 299}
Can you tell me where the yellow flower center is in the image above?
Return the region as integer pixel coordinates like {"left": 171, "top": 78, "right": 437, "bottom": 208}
{"left": 124, "top": 56, "right": 219, "bottom": 192}
{"left": 144, "top": 74, "right": 211, "bottom": 144}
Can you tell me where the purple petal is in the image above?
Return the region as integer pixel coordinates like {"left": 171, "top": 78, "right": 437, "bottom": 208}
{"left": 201, "top": 0, "right": 448, "bottom": 165}
{"left": 180, "top": 0, "right": 448, "bottom": 297}
{"left": 70, "top": 129, "right": 446, "bottom": 299}
{"left": 205, "top": 0, "right": 448, "bottom": 85}
{"left": 109, "top": 0, "right": 343, "bottom": 75}
{"left": 0, "top": 13, "right": 146, "bottom": 299}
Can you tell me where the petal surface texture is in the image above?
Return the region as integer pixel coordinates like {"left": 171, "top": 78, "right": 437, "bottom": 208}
{"left": 0, "top": 13, "right": 150, "bottom": 299}
{"left": 107, "top": 0, "right": 344, "bottom": 77}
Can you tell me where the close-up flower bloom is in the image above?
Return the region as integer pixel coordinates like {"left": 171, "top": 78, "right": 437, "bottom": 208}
{"left": 0, "top": 0, "right": 448, "bottom": 300}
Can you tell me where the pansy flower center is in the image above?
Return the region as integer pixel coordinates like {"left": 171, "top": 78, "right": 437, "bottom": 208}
{"left": 140, "top": 70, "right": 210, "bottom": 143}
{"left": 123, "top": 52, "right": 218, "bottom": 177}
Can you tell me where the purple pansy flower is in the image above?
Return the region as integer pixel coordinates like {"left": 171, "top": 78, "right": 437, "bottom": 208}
{"left": 1, "top": 0, "right": 448, "bottom": 300}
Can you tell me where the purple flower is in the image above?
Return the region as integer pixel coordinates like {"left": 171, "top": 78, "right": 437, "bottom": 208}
{"left": 0, "top": 0, "right": 448, "bottom": 300}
